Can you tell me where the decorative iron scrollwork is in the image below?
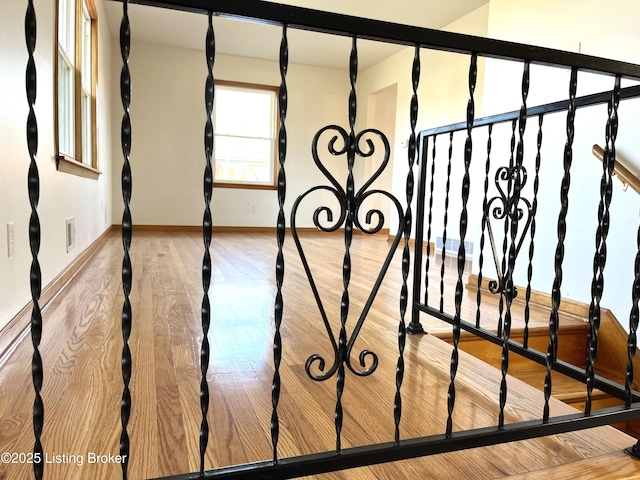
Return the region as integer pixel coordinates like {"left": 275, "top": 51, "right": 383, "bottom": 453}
{"left": 291, "top": 125, "right": 404, "bottom": 382}
{"left": 485, "top": 164, "right": 532, "bottom": 298}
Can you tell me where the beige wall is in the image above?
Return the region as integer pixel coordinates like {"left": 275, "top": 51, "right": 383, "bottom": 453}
{"left": 357, "top": 4, "right": 490, "bottom": 238}
{"left": 109, "top": 5, "right": 491, "bottom": 234}
{"left": 110, "top": 42, "right": 351, "bottom": 229}
{"left": 479, "top": 0, "right": 640, "bottom": 327}
{"left": 362, "top": 84, "right": 398, "bottom": 232}
{"left": 0, "top": 0, "right": 113, "bottom": 330}
{"left": 353, "top": 0, "right": 640, "bottom": 329}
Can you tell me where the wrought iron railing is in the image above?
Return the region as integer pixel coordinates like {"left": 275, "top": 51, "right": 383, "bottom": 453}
{"left": 411, "top": 79, "right": 640, "bottom": 418}
{"left": 20, "top": 0, "right": 640, "bottom": 478}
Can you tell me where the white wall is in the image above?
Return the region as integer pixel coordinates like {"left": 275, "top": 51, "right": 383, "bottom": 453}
{"left": 354, "top": 0, "right": 640, "bottom": 330}
{"left": 109, "top": 6, "right": 490, "bottom": 235}
{"left": 110, "top": 41, "right": 352, "bottom": 229}
{"left": 476, "top": 0, "right": 640, "bottom": 327}
{"left": 360, "top": 84, "right": 398, "bottom": 232}
{"left": 357, "top": 4, "right": 490, "bottom": 239}
{"left": 0, "top": 0, "right": 113, "bottom": 330}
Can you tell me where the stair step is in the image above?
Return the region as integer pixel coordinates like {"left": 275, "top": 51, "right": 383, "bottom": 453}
{"left": 434, "top": 323, "right": 589, "bottom": 369}
{"left": 436, "top": 325, "right": 640, "bottom": 438}
{"left": 450, "top": 280, "right": 640, "bottom": 438}
{"left": 513, "top": 366, "right": 608, "bottom": 403}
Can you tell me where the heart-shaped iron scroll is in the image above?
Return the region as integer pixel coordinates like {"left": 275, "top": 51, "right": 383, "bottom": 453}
{"left": 290, "top": 125, "right": 404, "bottom": 381}
{"left": 485, "top": 164, "right": 532, "bottom": 297}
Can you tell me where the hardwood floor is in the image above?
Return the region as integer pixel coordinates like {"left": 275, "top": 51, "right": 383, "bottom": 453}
{"left": 0, "top": 230, "right": 638, "bottom": 479}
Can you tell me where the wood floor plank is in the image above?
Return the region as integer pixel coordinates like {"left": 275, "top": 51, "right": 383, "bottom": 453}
{"left": 501, "top": 451, "right": 640, "bottom": 479}
{"left": 0, "top": 231, "right": 637, "bottom": 480}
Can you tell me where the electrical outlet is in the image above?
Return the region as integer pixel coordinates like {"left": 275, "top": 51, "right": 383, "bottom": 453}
{"left": 249, "top": 203, "right": 256, "bottom": 214}
{"left": 6, "top": 222, "right": 15, "bottom": 257}
{"left": 66, "top": 217, "right": 76, "bottom": 253}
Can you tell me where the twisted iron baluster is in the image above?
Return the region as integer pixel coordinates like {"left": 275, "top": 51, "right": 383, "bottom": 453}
{"left": 475, "top": 124, "right": 493, "bottom": 328}
{"left": 440, "top": 131, "right": 454, "bottom": 313}
{"left": 25, "top": 2, "right": 44, "bottom": 478}
{"left": 497, "top": 119, "right": 517, "bottom": 337}
{"left": 271, "top": 23, "right": 288, "bottom": 463}
{"left": 543, "top": 67, "right": 578, "bottom": 423}
{"left": 523, "top": 114, "right": 543, "bottom": 349}
{"left": 199, "top": 12, "right": 215, "bottom": 475}
{"left": 335, "top": 34, "right": 358, "bottom": 454}
{"left": 424, "top": 135, "right": 437, "bottom": 306}
{"left": 119, "top": 1, "right": 133, "bottom": 476}
{"left": 395, "top": 44, "right": 420, "bottom": 445}
{"left": 499, "top": 61, "right": 529, "bottom": 429}
{"left": 409, "top": 133, "right": 427, "bottom": 335}
{"left": 585, "top": 76, "right": 621, "bottom": 415}
{"left": 446, "top": 53, "right": 476, "bottom": 438}
{"left": 627, "top": 217, "right": 640, "bottom": 407}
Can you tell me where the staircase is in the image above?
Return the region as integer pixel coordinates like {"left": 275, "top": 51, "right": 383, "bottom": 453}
{"left": 431, "top": 275, "right": 640, "bottom": 438}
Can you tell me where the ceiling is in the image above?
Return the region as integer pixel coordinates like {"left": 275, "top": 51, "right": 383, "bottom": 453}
{"left": 103, "top": 0, "right": 488, "bottom": 70}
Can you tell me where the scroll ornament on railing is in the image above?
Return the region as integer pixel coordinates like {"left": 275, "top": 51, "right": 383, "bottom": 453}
{"left": 291, "top": 125, "right": 404, "bottom": 382}
{"left": 485, "top": 164, "right": 532, "bottom": 298}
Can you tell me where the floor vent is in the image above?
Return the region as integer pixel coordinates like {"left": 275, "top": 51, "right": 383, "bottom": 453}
{"left": 435, "top": 236, "right": 473, "bottom": 256}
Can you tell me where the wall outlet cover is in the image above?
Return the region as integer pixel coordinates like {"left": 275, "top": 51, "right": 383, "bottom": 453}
{"left": 7, "top": 222, "right": 15, "bottom": 257}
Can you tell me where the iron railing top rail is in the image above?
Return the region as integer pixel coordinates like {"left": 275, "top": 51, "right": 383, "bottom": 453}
{"left": 418, "top": 84, "right": 640, "bottom": 139}
{"left": 110, "top": 0, "right": 640, "bottom": 80}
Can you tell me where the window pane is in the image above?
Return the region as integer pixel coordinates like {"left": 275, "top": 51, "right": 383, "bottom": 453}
{"left": 214, "top": 87, "right": 274, "bottom": 138}
{"left": 58, "top": 0, "right": 75, "bottom": 60}
{"left": 58, "top": 50, "right": 74, "bottom": 157}
{"left": 82, "top": 5, "right": 92, "bottom": 91}
{"left": 214, "top": 136, "right": 273, "bottom": 184}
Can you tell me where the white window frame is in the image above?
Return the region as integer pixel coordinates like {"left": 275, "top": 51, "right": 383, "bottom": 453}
{"left": 57, "top": 0, "right": 75, "bottom": 158}
{"left": 81, "top": 1, "right": 92, "bottom": 167}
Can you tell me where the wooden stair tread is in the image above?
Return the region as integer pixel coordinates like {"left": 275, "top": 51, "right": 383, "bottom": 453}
{"left": 431, "top": 322, "right": 588, "bottom": 342}
{"left": 501, "top": 450, "right": 640, "bottom": 480}
{"left": 513, "top": 366, "right": 609, "bottom": 402}
{"left": 422, "top": 307, "right": 587, "bottom": 338}
{"left": 435, "top": 326, "right": 589, "bottom": 373}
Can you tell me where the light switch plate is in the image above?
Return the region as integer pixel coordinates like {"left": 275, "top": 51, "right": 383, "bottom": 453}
{"left": 66, "top": 217, "right": 76, "bottom": 253}
{"left": 7, "top": 222, "right": 15, "bottom": 257}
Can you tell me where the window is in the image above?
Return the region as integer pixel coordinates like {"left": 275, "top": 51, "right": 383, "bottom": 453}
{"left": 214, "top": 81, "right": 278, "bottom": 189}
{"left": 55, "top": 0, "right": 99, "bottom": 179}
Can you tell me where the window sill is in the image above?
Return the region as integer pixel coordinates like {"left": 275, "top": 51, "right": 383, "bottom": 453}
{"left": 215, "top": 182, "right": 277, "bottom": 191}
{"left": 56, "top": 155, "right": 101, "bottom": 180}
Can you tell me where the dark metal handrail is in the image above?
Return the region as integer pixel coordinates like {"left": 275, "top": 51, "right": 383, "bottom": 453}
{"left": 111, "top": 0, "right": 640, "bottom": 79}
{"left": 418, "top": 84, "right": 640, "bottom": 139}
